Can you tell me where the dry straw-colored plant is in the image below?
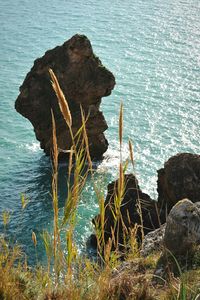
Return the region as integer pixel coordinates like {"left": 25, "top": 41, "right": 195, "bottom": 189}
{"left": 49, "top": 68, "right": 72, "bottom": 128}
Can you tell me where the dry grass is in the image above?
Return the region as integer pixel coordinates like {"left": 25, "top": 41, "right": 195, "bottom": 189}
{"left": 49, "top": 68, "right": 72, "bottom": 128}
{"left": 1, "top": 237, "right": 199, "bottom": 300}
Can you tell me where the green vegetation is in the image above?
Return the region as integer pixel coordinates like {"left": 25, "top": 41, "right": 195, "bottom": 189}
{"left": 0, "top": 70, "right": 200, "bottom": 300}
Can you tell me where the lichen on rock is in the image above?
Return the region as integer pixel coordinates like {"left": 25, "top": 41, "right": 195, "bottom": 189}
{"left": 163, "top": 198, "right": 200, "bottom": 255}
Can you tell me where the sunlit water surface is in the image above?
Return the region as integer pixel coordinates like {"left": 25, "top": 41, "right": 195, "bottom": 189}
{"left": 0, "top": 0, "right": 199, "bottom": 264}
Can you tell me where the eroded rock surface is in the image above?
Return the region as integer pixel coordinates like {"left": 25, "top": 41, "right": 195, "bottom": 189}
{"left": 92, "top": 174, "right": 161, "bottom": 250}
{"left": 163, "top": 199, "right": 200, "bottom": 255}
{"left": 157, "top": 153, "right": 200, "bottom": 217}
{"left": 15, "top": 34, "right": 115, "bottom": 160}
{"left": 141, "top": 225, "right": 165, "bottom": 257}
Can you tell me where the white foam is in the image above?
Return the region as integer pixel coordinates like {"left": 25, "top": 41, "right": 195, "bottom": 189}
{"left": 25, "top": 142, "right": 41, "bottom": 152}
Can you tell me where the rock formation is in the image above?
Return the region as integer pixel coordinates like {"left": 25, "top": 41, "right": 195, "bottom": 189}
{"left": 91, "top": 153, "right": 200, "bottom": 252}
{"left": 141, "top": 225, "right": 165, "bottom": 257}
{"left": 157, "top": 153, "right": 200, "bottom": 218}
{"left": 92, "top": 174, "right": 162, "bottom": 250}
{"left": 141, "top": 197, "right": 200, "bottom": 257}
{"left": 15, "top": 34, "right": 115, "bottom": 160}
{"left": 163, "top": 199, "right": 200, "bottom": 255}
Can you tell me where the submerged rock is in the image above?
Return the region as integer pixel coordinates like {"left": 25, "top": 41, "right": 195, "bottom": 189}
{"left": 157, "top": 153, "right": 200, "bottom": 217}
{"left": 163, "top": 199, "right": 200, "bottom": 255}
{"left": 15, "top": 34, "right": 115, "bottom": 160}
{"left": 92, "top": 174, "right": 161, "bottom": 250}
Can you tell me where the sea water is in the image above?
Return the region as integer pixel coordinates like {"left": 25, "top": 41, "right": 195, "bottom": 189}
{"left": 0, "top": 0, "right": 199, "bottom": 264}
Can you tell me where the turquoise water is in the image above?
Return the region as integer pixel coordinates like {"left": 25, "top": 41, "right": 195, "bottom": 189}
{"left": 0, "top": 0, "right": 199, "bottom": 264}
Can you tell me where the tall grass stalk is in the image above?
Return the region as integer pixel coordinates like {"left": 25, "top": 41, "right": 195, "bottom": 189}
{"left": 104, "top": 102, "right": 126, "bottom": 252}
{"left": 119, "top": 102, "right": 123, "bottom": 155}
{"left": 116, "top": 103, "right": 125, "bottom": 249}
{"left": 51, "top": 110, "right": 62, "bottom": 281}
{"left": 2, "top": 210, "right": 10, "bottom": 233}
{"left": 49, "top": 68, "right": 77, "bottom": 158}
{"left": 80, "top": 105, "right": 93, "bottom": 172}
{"left": 35, "top": 69, "right": 147, "bottom": 283}
{"left": 49, "top": 69, "right": 93, "bottom": 276}
{"left": 49, "top": 69, "right": 72, "bottom": 128}
{"left": 128, "top": 138, "right": 144, "bottom": 245}
{"left": 32, "top": 230, "right": 38, "bottom": 264}
{"left": 42, "top": 230, "right": 53, "bottom": 275}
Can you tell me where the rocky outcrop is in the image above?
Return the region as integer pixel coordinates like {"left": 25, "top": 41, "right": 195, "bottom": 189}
{"left": 15, "top": 34, "right": 115, "bottom": 160}
{"left": 151, "top": 199, "right": 200, "bottom": 280}
{"left": 141, "top": 199, "right": 200, "bottom": 257}
{"left": 142, "top": 153, "right": 200, "bottom": 256}
{"left": 163, "top": 199, "right": 200, "bottom": 255}
{"left": 92, "top": 174, "right": 162, "bottom": 250}
{"left": 157, "top": 153, "right": 200, "bottom": 217}
{"left": 91, "top": 153, "right": 200, "bottom": 252}
{"left": 141, "top": 225, "right": 165, "bottom": 257}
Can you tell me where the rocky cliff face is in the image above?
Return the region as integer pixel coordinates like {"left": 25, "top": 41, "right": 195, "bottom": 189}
{"left": 15, "top": 34, "right": 115, "bottom": 160}
{"left": 90, "top": 153, "right": 200, "bottom": 252}
{"left": 92, "top": 174, "right": 161, "bottom": 250}
{"left": 157, "top": 153, "right": 200, "bottom": 216}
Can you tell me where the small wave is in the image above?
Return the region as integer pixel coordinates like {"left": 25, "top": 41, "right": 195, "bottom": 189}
{"left": 97, "top": 142, "right": 135, "bottom": 175}
{"left": 25, "top": 142, "right": 41, "bottom": 152}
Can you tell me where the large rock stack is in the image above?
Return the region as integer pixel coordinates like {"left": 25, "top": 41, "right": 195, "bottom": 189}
{"left": 15, "top": 34, "right": 115, "bottom": 160}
